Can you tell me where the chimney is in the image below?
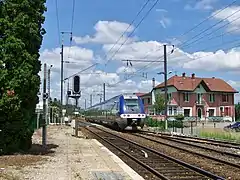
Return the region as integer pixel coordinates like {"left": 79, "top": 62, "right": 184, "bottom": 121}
{"left": 182, "top": 72, "right": 186, "bottom": 77}
{"left": 191, "top": 73, "right": 195, "bottom": 79}
{"left": 152, "top": 77, "right": 155, "bottom": 88}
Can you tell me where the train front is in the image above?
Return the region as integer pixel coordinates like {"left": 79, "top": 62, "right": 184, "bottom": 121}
{"left": 119, "top": 94, "right": 146, "bottom": 129}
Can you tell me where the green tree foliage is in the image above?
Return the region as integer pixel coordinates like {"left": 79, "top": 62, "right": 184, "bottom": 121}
{"left": 153, "top": 93, "right": 165, "bottom": 114}
{"left": 0, "top": 0, "right": 46, "bottom": 154}
{"left": 235, "top": 103, "right": 240, "bottom": 121}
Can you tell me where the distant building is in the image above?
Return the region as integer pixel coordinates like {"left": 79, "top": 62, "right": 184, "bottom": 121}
{"left": 139, "top": 73, "right": 239, "bottom": 121}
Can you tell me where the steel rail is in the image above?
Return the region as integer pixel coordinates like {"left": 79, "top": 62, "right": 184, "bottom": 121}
{"left": 139, "top": 131, "right": 240, "bottom": 158}
{"left": 141, "top": 130, "right": 240, "bottom": 147}
{"left": 90, "top": 126, "right": 224, "bottom": 180}
{"left": 132, "top": 133, "right": 240, "bottom": 169}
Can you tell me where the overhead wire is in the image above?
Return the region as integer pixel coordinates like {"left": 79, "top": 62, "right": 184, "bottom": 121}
{"left": 88, "top": 0, "right": 156, "bottom": 84}
{"left": 102, "top": 0, "right": 152, "bottom": 67}
{"left": 55, "top": 0, "right": 61, "bottom": 45}
{"left": 67, "top": 0, "right": 76, "bottom": 60}
{"left": 179, "top": 8, "right": 240, "bottom": 50}
{"left": 122, "top": 0, "right": 239, "bottom": 81}
{"left": 172, "top": 0, "right": 237, "bottom": 45}
{"left": 104, "top": 0, "right": 160, "bottom": 68}
{"left": 182, "top": 15, "right": 240, "bottom": 50}
{"left": 114, "top": 34, "right": 240, "bottom": 87}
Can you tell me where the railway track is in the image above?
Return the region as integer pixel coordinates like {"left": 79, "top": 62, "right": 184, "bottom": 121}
{"left": 138, "top": 131, "right": 240, "bottom": 159}
{"left": 141, "top": 130, "right": 240, "bottom": 148}
{"left": 132, "top": 132, "right": 240, "bottom": 169}
{"left": 84, "top": 126, "right": 224, "bottom": 180}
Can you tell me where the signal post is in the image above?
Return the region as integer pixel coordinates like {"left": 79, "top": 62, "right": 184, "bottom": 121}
{"left": 67, "top": 75, "right": 81, "bottom": 137}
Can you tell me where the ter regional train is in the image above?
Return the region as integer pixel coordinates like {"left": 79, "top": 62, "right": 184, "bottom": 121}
{"left": 85, "top": 93, "right": 146, "bottom": 130}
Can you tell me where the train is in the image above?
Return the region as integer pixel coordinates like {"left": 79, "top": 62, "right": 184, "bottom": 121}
{"left": 84, "top": 93, "right": 146, "bottom": 131}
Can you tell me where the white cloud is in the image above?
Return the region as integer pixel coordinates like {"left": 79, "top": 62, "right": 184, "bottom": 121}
{"left": 103, "top": 40, "right": 190, "bottom": 69}
{"left": 182, "top": 47, "right": 240, "bottom": 71}
{"left": 184, "top": 0, "right": 218, "bottom": 11}
{"left": 116, "top": 66, "right": 136, "bottom": 74}
{"left": 73, "top": 21, "right": 137, "bottom": 45}
{"left": 213, "top": 6, "right": 240, "bottom": 34}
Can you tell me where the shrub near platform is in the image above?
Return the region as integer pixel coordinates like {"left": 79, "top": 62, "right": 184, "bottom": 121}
{"left": 0, "top": 0, "right": 46, "bottom": 154}
{"left": 145, "top": 117, "right": 184, "bottom": 129}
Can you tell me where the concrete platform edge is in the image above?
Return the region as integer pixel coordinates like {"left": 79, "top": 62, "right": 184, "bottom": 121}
{"left": 92, "top": 139, "right": 145, "bottom": 180}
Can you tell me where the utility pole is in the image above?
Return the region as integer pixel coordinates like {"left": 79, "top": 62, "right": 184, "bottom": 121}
{"left": 163, "top": 44, "right": 168, "bottom": 131}
{"left": 60, "top": 33, "right": 64, "bottom": 125}
{"left": 47, "top": 65, "right": 52, "bottom": 125}
{"left": 42, "top": 63, "right": 47, "bottom": 146}
{"left": 103, "top": 83, "right": 106, "bottom": 101}
{"left": 85, "top": 99, "right": 87, "bottom": 110}
{"left": 90, "top": 94, "right": 92, "bottom": 107}
{"left": 60, "top": 31, "right": 72, "bottom": 125}
{"left": 66, "top": 79, "right": 70, "bottom": 105}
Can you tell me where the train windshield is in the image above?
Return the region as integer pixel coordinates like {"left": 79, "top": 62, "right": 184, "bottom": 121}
{"left": 124, "top": 99, "right": 140, "bottom": 113}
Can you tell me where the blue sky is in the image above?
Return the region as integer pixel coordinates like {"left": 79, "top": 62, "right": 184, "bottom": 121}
{"left": 39, "top": 0, "right": 240, "bottom": 106}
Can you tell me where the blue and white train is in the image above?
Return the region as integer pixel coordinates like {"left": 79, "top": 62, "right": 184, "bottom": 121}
{"left": 85, "top": 93, "right": 146, "bottom": 130}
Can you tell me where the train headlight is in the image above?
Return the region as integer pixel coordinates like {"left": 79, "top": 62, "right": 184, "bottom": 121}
{"left": 127, "top": 114, "right": 130, "bottom": 117}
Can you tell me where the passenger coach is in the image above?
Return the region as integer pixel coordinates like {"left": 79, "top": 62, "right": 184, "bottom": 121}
{"left": 85, "top": 93, "right": 146, "bottom": 130}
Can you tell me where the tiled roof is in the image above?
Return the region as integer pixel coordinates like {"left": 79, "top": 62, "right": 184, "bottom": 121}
{"left": 155, "top": 74, "right": 238, "bottom": 93}
{"left": 135, "top": 92, "right": 147, "bottom": 97}
{"left": 135, "top": 92, "right": 151, "bottom": 97}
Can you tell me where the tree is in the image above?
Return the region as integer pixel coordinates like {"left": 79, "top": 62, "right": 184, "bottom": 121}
{"left": 153, "top": 93, "right": 165, "bottom": 115}
{"left": 0, "top": 0, "right": 46, "bottom": 154}
{"left": 235, "top": 103, "right": 240, "bottom": 121}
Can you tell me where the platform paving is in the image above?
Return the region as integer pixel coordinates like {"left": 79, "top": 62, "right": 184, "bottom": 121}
{"left": 0, "top": 125, "right": 144, "bottom": 180}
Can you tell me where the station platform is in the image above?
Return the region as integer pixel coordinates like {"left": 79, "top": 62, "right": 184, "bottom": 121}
{"left": 78, "top": 136, "right": 144, "bottom": 180}
{"left": 13, "top": 125, "right": 145, "bottom": 180}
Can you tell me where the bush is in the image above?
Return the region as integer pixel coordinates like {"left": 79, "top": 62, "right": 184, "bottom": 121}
{"left": 0, "top": 0, "right": 46, "bottom": 154}
{"left": 145, "top": 117, "right": 183, "bottom": 129}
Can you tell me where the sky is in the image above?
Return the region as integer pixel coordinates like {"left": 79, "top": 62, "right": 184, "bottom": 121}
{"left": 39, "top": 0, "right": 240, "bottom": 108}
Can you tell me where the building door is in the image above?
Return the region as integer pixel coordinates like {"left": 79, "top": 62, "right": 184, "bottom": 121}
{"left": 184, "top": 109, "right": 190, "bottom": 117}
{"left": 208, "top": 109, "right": 214, "bottom": 117}
{"left": 197, "top": 108, "right": 202, "bottom": 118}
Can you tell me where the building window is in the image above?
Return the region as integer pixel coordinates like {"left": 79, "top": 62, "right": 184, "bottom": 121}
{"left": 183, "top": 92, "right": 189, "bottom": 102}
{"left": 167, "top": 93, "right": 172, "bottom": 101}
{"left": 209, "top": 93, "right": 215, "bottom": 102}
{"left": 169, "top": 107, "right": 172, "bottom": 115}
{"left": 208, "top": 109, "right": 215, "bottom": 116}
{"left": 225, "top": 107, "right": 230, "bottom": 116}
{"left": 197, "top": 93, "right": 202, "bottom": 103}
{"left": 184, "top": 109, "right": 190, "bottom": 117}
{"left": 220, "top": 107, "right": 223, "bottom": 116}
{"left": 222, "top": 94, "right": 228, "bottom": 102}
{"left": 147, "top": 98, "right": 151, "bottom": 104}
{"left": 168, "top": 106, "right": 177, "bottom": 116}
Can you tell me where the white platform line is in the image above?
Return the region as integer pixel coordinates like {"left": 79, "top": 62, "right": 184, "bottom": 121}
{"left": 93, "top": 139, "right": 145, "bottom": 180}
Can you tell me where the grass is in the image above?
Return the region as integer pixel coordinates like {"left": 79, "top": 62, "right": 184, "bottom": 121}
{"left": 199, "top": 128, "right": 240, "bottom": 143}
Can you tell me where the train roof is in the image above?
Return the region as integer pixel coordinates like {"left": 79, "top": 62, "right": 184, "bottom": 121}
{"left": 86, "top": 93, "right": 139, "bottom": 110}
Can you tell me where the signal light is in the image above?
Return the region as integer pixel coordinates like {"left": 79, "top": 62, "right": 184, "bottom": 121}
{"left": 73, "top": 75, "right": 80, "bottom": 94}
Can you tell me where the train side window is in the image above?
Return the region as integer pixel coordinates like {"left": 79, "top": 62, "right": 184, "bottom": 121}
{"left": 116, "top": 101, "right": 119, "bottom": 110}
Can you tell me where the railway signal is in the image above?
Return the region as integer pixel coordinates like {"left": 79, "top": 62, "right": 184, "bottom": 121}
{"left": 73, "top": 75, "right": 80, "bottom": 94}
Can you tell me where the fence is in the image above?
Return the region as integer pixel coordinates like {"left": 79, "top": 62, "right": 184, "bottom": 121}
{"left": 149, "top": 115, "right": 235, "bottom": 122}
{"left": 146, "top": 115, "right": 234, "bottom": 136}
